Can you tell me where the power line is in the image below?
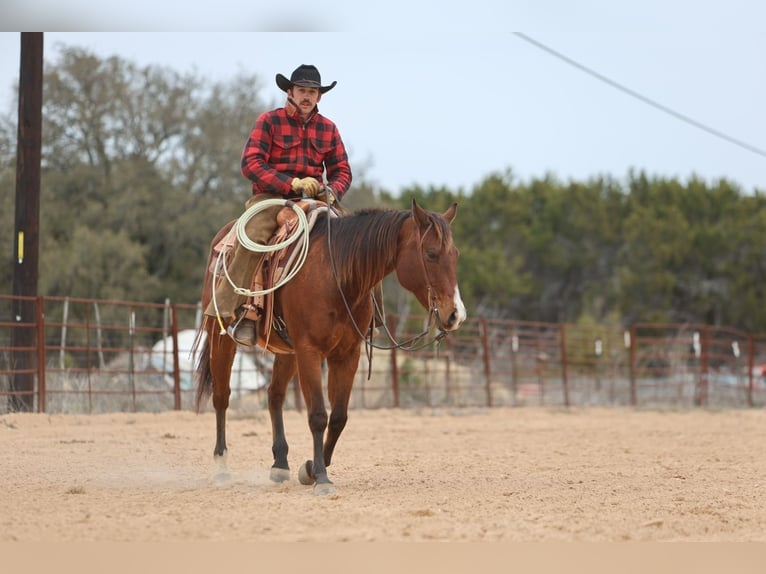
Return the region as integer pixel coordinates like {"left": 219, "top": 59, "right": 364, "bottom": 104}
{"left": 514, "top": 32, "right": 766, "bottom": 159}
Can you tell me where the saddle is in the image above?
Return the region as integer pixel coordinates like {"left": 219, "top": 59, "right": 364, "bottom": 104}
{"left": 210, "top": 199, "right": 333, "bottom": 350}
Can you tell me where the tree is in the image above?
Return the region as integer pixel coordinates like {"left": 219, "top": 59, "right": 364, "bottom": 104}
{"left": 1, "top": 45, "right": 269, "bottom": 304}
{"left": 3, "top": 44, "right": 766, "bottom": 335}
{"left": 718, "top": 189, "right": 766, "bottom": 330}
{"left": 617, "top": 174, "right": 695, "bottom": 324}
{"left": 40, "top": 225, "right": 157, "bottom": 301}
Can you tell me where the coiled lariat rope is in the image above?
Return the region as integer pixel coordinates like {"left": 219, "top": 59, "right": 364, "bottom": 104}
{"left": 211, "top": 198, "right": 311, "bottom": 334}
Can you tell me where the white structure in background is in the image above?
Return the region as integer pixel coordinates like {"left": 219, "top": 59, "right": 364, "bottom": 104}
{"left": 150, "top": 329, "right": 269, "bottom": 395}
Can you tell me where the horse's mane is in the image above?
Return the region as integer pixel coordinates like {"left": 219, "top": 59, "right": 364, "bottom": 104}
{"left": 310, "top": 206, "right": 453, "bottom": 290}
{"left": 311, "top": 208, "right": 409, "bottom": 288}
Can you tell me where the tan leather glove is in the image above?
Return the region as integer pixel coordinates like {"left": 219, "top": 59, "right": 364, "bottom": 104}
{"left": 291, "top": 177, "right": 321, "bottom": 197}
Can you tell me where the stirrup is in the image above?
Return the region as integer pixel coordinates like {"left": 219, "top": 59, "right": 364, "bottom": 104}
{"left": 226, "top": 309, "right": 258, "bottom": 346}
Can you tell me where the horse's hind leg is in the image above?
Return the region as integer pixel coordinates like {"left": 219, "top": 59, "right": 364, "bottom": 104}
{"left": 268, "top": 354, "right": 297, "bottom": 483}
{"left": 210, "top": 335, "right": 237, "bottom": 479}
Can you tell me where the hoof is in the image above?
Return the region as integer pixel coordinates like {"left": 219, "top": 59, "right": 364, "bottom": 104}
{"left": 314, "top": 482, "right": 337, "bottom": 496}
{"left": 270, "top": 467, "right": 291, "bottom": 483}
{"left": 214, "top": 453, "right": 230, "bottom": 482}
{"left": 298, "top": 460, "right": 315, "bottom": 485}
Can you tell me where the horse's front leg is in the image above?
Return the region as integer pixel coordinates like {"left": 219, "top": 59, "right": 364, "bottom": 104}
{"left": 268, "top": 354, "right": 297, "bottom": 483}
{"left": 322, "top": 349, "right": 359, "bottom": 468}
{"left": 295, "top": 353, "right": 335, "bottom": 495}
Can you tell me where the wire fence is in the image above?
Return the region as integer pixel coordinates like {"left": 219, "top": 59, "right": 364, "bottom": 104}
{"left": 2, "top": 294, "right": 765, "bottom": 414}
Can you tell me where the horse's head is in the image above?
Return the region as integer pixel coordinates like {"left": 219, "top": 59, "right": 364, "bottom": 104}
{"left": 396, "top": 200, "right": 467, "bottom": 332}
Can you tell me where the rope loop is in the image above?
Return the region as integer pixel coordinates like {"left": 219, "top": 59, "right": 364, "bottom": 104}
{"left": 216, "top": 198, "right": 311, "bottom": 300}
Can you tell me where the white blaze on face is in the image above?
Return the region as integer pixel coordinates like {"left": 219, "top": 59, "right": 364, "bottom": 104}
{"left": 453, "top": 285, "right": 467, "bottom": 326}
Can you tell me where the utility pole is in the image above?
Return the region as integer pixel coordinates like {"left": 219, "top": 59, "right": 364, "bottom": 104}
{"left": 9, "top": 33, "right": 43, "bottom": 412}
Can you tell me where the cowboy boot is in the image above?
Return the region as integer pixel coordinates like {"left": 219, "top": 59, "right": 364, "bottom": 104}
{"left": 219, "top": 248, "right": 265, "bottom": 346}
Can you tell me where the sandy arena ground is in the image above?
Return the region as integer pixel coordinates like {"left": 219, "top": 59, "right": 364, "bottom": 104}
{"left": 1, "top": 406, "right": 765, "bottom": 542}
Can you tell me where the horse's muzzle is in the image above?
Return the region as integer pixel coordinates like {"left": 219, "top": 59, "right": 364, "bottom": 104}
{"left": 441, "top": 311, "right": 459, "bottom": 331}
{"left": 436, "top": 301, "right": 467, "bottom": 332}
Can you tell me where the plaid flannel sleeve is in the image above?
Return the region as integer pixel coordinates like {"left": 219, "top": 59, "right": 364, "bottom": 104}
{"left": 240, "top": 113, "right": 294, "bottom": 195}
{"left": 324, "top": 125, "right": 352, "bottom": 201}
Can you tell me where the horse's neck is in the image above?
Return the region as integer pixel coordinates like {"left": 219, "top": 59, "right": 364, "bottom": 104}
{"left": 330, "top": 211, "right": 402, "bottom": 296}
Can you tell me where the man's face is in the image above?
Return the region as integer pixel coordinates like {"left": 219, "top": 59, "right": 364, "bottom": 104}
{"left": 290, "top": 86, "right": 321, "bottom": 114}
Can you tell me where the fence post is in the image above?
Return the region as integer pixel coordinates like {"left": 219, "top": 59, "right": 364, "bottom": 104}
{"left": 93, "top": 301, "right": 105, "bottom": 368}
{"left": 128, "top": 308, "right": 136, "bottom": 412}
{"left": 36, "top": 296, "right": 46, "bottom": 413}
{"left": 59, "top": 297, "right": 68, "bottom": 370}
{"left": 510, "top": 331, "right": 518, "bottom": 406}
{"left": 388, "top": 315, "right": 400, "bottom": 408}
{"left": 170, "top": 304, "right": 182, "bottom": 411}
{"left": 697, "top": 325, "right": 710, "bottom": 407}
{"left": 85, "top": 302, "right": 93, "bottom": 413}
{"left": 628, "top": 326, "right": 637, "bottom": 406}
{"left": 559, "top": 323, "right": 570, "bottom": 407}
{"left": 480, "top": 318, "right": 492, "bottom": 407}
{"left": 746, "top": 334, "right": 755, "bottom": 408}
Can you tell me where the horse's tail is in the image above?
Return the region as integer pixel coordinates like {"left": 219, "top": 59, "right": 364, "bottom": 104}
{"left": 193, "top": 316, "right": 214, "bottom": 412}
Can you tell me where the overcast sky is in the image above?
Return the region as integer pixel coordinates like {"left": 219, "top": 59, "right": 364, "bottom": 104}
{"left": 1, "top": 2, "right": 764, "bottom": 195}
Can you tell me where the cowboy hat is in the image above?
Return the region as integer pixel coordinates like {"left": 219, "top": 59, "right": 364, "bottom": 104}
{"left": 276, "top": 64, "right": 337, "bottom": 94}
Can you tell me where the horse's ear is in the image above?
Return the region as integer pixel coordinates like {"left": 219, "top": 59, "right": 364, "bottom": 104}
{"left": 411, "top": 199, "right": 429, "bottom": 228}
{"left": 443, "top": 202, "right": 457, "bottom": 224}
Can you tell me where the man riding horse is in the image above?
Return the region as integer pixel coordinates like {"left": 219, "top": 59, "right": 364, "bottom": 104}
{"left": 205, "top": 64, "right": 353, "bottom": 345}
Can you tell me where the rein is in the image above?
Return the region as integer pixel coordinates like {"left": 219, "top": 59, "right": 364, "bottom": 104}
{"left": 326, "top": 209, "right": 448, "bottom": 355}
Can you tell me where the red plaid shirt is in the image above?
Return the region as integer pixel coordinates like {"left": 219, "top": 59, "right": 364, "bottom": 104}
{"left": 240, "top": 105, "right": 352, "bottom": 201}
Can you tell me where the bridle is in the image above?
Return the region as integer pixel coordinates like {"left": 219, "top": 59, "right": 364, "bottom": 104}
{"left": 326, "top": 208, "right": 449, "bottom": 354}
{"left": 413, "top": 218, "right": 452, "bottom": 333}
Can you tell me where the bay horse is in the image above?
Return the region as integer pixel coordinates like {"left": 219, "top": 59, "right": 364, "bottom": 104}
{"left": 194, "top": 199, "right": 466, "bottom": 494}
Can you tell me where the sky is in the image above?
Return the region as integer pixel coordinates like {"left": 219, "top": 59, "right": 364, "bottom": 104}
{"left": 1, "top": 1, "right": 765, "bottom": 195}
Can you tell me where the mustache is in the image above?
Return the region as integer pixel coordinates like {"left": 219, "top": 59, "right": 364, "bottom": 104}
{"left": 288, "top": 96, "right": 314, "bottom": 109}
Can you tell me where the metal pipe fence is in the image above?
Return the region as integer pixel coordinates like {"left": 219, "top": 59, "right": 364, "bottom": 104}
{"left": 2, "top": 294, "right": 765, "bottom": 414}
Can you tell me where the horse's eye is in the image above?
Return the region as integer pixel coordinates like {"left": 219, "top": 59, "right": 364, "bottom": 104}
{"left": 426, "top": 249, "right": 438, "bottom": 262}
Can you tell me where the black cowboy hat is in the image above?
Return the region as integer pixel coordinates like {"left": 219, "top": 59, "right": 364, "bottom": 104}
{"left": 276, "top": 64, "right": 337, "bottom": 94}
